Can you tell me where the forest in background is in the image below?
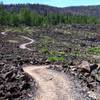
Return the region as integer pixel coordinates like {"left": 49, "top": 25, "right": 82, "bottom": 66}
{"left": 0, "top": 4, "right": 100, "bottom": 27}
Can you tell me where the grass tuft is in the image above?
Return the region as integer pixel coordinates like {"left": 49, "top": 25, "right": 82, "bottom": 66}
{"left": 88, "top": 47, "right": 100, "bottom": 55}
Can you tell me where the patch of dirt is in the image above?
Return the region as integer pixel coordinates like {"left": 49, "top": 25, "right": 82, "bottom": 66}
{"left": 23, "top": 65, "right": 86, "bottom": 100}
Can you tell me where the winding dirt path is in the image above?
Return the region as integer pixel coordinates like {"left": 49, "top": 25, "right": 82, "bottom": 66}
{"left": 19, "top": 35, "right": 35, "bottom": 51}
{"left": 23, "top": 65, "right": 83, "bottom": 100}
{"left": 1, "top": 32, "right": 35, "bottom": 50}
{"left": 1, "top": 32, "right": 85, "bottom": 99}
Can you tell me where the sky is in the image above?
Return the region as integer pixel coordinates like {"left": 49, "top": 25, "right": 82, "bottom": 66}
{"left": 0, "top": 0, "right": 100, "bottom": 7}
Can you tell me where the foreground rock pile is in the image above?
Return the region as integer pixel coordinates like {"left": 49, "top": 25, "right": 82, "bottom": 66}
{"left": 0, "top": 63, "right": 37, "bottom": 100}
{"left": 63, "top": 61, "right": 100, "bottom": 99}
{"left": 48, "top": 61, "right": 100, "bottom": 99}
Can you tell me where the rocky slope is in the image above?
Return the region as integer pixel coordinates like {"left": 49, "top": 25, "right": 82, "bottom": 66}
{"left": 0, "top": 24, "right": 100, "bottom": 99}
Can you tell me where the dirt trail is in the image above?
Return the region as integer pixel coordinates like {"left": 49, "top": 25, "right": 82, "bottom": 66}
{"left": 19, "top": 35, "right": 35, "bottom": 51}
{"left": 1, "top": 32, "right": 85, "bottom": 100}
{"left": 23, "top": 65, "right": 83, "bottom": 100}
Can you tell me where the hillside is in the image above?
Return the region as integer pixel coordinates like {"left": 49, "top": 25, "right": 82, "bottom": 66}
{"left": 3, "top": 4, "right": 100, "bottom": 17}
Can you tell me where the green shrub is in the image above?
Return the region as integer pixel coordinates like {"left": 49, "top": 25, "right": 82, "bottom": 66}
{"left": 48, "top": 56, "right": 65, "bottom": 62}
{"left": 88, "top": 47, "right": 100, "bottom": 55}
{"left": 40, "top": 48, "right": 49, "bottom": 54}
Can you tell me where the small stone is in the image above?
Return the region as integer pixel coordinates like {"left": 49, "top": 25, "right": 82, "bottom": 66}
{"left": 28, "top": 93, "right": 33, "bottom": 97}
{"left": 89, "top": 82, "right": 97, "bottom": 87}
{"left": 90, "top": 64, "right": 98, "bottom": 72}
{"left": 62, "top": 65, "right": 68, "bottom": 68}
{"left": 95, "top": 74, "right": 100, "bottom": 82}
{"left": 79, "top": 61, "right": 90, "bottom": 72}
{"left": 88, "top": 91, "right": 97, "bottom": 99}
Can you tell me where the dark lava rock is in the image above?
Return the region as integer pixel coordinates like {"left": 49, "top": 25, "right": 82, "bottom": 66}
{"left": 79, "top": 62, "right": 99, "bottom": 73}
{"left": 58, "top": 61, "right": 100, "bottom": 99}
{"left": 79, "top": 61, "right": 91, "bottom": 73}
{"left": 90, "top": 64, "right": 98, "bottom": 72}
{"left": 91, "top": 67, "right": 100, "bottom": 82}
{"left": 0, "top": 63, "right": 37, "bottom": 100}
{"left": 62, "top": 65, "right": 68, "bottom": 68}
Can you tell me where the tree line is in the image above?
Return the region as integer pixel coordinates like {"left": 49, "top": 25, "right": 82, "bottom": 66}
{"left": 0, "top": 5, "right": 100, "bottom": 27}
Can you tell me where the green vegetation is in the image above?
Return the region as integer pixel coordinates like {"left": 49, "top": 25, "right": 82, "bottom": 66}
{"left": 48, "top": 51, "right": 65, "bottom": 62}
{"left": 88, "top": 47, "right": 100, "bottom": 55}
{"left": 73, "top": 49, "right": 81, "bottom": 56}
{"left": 0, "top": 4, "right": 100, "bottom": 27}
{"left": 50, "top": 51, "right": 65, "bottom": 55}
{"left": 48, "top": 56, "right": 65, "bottom": 62}
{"left": 41, "top": 36, "right": 53, "bottom": 44}
{"left": 2, "top": 26, "right": 34, "bottom": 34}
{"left": 40, "top": 48, "right": 49, "bottom": 54}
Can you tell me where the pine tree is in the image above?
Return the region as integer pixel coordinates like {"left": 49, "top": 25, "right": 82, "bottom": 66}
{"left": 19, "top": 7, "right": 31, "bottom": 26}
